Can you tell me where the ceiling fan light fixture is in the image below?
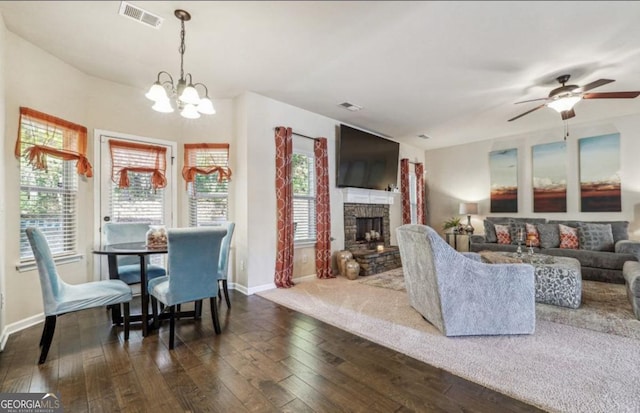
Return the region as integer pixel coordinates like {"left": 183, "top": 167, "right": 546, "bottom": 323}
{"left": 547, "top": 96, "right": 582, "bottom": 113}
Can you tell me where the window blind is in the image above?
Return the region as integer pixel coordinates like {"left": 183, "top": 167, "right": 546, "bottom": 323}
{"left": 19, "top": 119, "right": 78, "bottom": 260}
{"left": 107, "top": 141, "right": 166, "bottom": 225}
{"left": 292, "top": 152, "right": 316, "bottom": 242}
{"left": 187, "top": 145, "right": 229, "bottom": 226}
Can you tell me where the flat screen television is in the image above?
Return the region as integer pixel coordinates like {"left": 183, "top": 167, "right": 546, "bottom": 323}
{"left": 337, "top": 124, "right": 400, "bottom": 191}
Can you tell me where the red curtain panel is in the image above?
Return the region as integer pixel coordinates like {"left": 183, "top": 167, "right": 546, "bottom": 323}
{"left": 314, "top": 138, "right": 334, "bottom": 279}
{"left": 274, "top": 127, "right": 295, "bottom": 288}
{"left": 415, "top": 162, "right": 425, "bottom": 224}
{"left": 400, "top": 158, "right": 411, "bottom": 224}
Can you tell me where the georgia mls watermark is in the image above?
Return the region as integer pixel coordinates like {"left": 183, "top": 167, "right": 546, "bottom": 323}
{"left": 0, "top": 393, "right": 63, "bottom": 413}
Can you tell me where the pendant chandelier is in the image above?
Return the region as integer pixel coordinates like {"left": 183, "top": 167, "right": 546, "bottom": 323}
{"left": 145, "top": 9, "right": 215, "bottom": 119}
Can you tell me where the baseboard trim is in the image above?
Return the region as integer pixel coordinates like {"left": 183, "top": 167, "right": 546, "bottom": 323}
{"left": 0, "top": 313, "right": 44, "bottom": 351}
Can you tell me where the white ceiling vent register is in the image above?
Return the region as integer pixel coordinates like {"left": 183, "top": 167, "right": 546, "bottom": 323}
{"left": 338, "top": 102, "right": 363, "bottom": 112}
{"left": 118, "top": 1, "right": 163, "bottom": 29}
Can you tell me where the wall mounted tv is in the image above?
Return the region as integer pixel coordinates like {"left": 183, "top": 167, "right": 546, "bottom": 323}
{"left": 337, "top": 124, "right": 400, "bottom": 191}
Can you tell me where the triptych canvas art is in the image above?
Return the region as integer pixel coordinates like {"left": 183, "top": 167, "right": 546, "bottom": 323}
{"left": 489, "top": 133, "right": 621, "bottom": 213}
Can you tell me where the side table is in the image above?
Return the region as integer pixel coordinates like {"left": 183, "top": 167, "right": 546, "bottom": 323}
{"left": 445, "top": 232, "right": 470, "bottom": 252}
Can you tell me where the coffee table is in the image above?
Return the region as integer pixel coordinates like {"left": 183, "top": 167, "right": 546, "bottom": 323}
{"left": 480, "top": 251, "right": 582, "bottom": 308}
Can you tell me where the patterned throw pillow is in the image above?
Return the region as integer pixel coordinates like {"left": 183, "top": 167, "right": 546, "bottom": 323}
{"left": 559, "top": 224, "right": 579, "bottom": 249}
{"left": 495, "top": 224, "right": 511, "bottom": 245}
{"left": 536, "top": 223, "right": 560, "bottom": 249}
{"left": 525, "top": 223, "right": 540, "bottom": 247}
{"left": 578, "top": 223, "right": 614, "bottom": 252}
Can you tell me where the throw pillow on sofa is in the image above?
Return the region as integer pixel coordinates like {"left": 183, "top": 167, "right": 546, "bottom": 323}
{"left": 578, "top": 222, "right": 614, "bottom": 252}
{"left": 536, "top": 223, "right": 560, "bottom": 248}
{"left": 495, "top": 224, "right": 511, "bottom": 244}
{"left": 525, "top": 223, "right": 540, "bottom": 247}
{"left": 559, "top": 224, "right": 579, "bottom": 249}
{"left": 484, "top": 220, "right": 498, "bottom": 243}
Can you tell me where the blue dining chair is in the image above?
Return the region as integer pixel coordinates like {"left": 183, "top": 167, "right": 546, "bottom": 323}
{"left": 26, "top": 227, "right": 132, "bottom": 364}
{"left": 148, "top": 227, "right": 227, "bottom": 349}
{"left": 103, "top": 222, "right": 166, "bottom": 285}
{"left": 217, "top": 222, "right": 235, "bottom": 308}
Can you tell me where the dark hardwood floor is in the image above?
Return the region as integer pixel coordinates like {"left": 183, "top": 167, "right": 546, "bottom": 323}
{"left": 0, "top": 291, "right": 544, "bottom": 412}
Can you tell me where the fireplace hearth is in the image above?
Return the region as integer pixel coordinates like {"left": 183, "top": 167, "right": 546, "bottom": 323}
{"left": 343, "top": 203, "right": 402, "bottom": 275}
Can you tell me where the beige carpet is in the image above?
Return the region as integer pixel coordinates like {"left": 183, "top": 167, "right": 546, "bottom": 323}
{"left": 360, "top": 267, "right": 640, "bottom": 340}
{"left": 257, "top": 275, "right": 640, "bottom": 413}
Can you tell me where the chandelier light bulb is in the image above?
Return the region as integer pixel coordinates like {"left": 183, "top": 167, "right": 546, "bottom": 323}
{"left": 181, "top": 103, "right": 201, "bottom": 119}
{"left": 145, "top": 82, "right": 168, "bottom": 102}
{"left": 197, "top": 97, "right": 216, "bottom": 114}
{"left": 152, "top": 98, "right": 174, "bottom": 113}
{"left": 547, "top": 96, "right": 582, "bottom": 113}
{"left": 179, "top": 84, "right": 200, "bottom": 105}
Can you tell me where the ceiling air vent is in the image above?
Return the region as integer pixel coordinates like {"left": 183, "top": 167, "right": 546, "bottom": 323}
{"left": 118, "top": 1, "right": 163, "bottom": 29}
{"left": 338, "top": 102, "right": 363, "bottom": 112}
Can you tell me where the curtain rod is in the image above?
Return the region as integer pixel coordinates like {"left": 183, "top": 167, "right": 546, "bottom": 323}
{"left": 275, "top": 127, "right": 316, "bottom": 141}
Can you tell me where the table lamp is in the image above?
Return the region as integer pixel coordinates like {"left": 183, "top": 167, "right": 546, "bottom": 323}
{"left": 459, "top": 202, "right": 478, "bottom": 234}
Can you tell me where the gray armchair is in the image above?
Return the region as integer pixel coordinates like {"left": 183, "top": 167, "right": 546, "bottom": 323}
{"left": 396, "top": 224, "right": 536, "bottom": 336}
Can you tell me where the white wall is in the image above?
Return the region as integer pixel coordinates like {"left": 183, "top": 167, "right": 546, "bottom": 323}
{"left": 425, "top": 115, "right": 640, "bottom": 239}
{"left": 236, "top": 92, "right": 342, "bottom": 291}
{"left": 235, "top": 92, "right": 427, "bottom": 291}
{"left": 0, "top": 14, "right": 7, "bottom": 347}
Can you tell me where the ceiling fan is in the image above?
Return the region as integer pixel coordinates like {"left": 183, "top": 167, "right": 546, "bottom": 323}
{"left": 508, "top": 74, "right": 640, "bottom": 122}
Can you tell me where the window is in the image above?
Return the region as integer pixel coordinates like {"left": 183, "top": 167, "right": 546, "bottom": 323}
{"left": 186, "top": 145, "right": 230, "bottom": 226}
{"left": 108, "top": 139, "right": 168, "bottom": 225}
{"left": 19, "top": 119, "right": 78, "bottom": 261}
{"left": 293, "top": 150, "right": 316, "bottom": 243}
{"left": 409, "top": 172, "right": 418, "bottom": 224}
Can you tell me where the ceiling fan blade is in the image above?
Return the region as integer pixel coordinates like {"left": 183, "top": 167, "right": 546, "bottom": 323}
{"left": 508, "top": 104, "right": 546, "bottom": 122}
{"left": 514, "top": 97, "right": 548, "bottom": 104}
{"left": 561, "top": 109, "right": 575, "bottom": 120}
{"left": 578, "top": 79, "right": 615, "bottom": 92}
{"left": 583, "top": 91, "right": 640, "bottom": 99}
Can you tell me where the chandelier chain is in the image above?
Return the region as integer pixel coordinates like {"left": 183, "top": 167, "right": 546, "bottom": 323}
{"left": 179, "top": 19, "right": 186, "bottom": 81}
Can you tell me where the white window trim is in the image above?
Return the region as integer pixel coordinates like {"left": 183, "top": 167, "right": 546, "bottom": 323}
{"left": 92, "top": 129, "right": 178, "bottom": 281}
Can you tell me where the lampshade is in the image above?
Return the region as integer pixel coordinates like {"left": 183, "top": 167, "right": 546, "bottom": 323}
{"left": 180, "top": 103, "right": 201, "bottom": 119}
{"left": 179, "top": 84, "right": 200, "bottom": 105}
{"left": 145, "top": 82, "right": 168, "bottom": 102}
{"left": 459, "top": 202, "right": 478, "bottom": 215}
{"left": 197, "top": 97, "right": 216, "bottom": 115}
{"left": 152, "top": 98, "right": 174, "bottom": 113}
{"left": 547, "top": 96, "right": 582, "bottom": 113}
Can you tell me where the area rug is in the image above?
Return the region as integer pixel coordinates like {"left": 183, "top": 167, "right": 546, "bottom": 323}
{"left": 359, "top": 268, "right": 640, "bottom": 340}
{"left": 257, "top": 276, "right": 640, "bottom": 413}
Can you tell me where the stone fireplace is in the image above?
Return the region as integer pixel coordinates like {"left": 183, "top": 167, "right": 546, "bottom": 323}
{"left": 343, "top": 202, "right": 401, "bottom": 276}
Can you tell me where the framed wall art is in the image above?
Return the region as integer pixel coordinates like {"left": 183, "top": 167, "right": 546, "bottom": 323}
{"left": 579, "top": 133, "right": 621, "bottom": 212}
{"left": 489, "top": 148, "right": 518, "bottom": 213}
{"left": 532, "top": 141, "right": 567, "bottom": 213}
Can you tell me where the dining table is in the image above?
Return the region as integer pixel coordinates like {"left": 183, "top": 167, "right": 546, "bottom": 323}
{"left": 93, "top": 241, "right": 167, "bottom": 337}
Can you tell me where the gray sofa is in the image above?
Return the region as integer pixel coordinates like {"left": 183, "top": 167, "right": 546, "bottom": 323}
{"left": 470, "top": 217, "right": 640, "bottom": 284}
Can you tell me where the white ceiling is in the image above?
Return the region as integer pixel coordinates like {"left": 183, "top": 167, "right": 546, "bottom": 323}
{"left": 1, "top": 1, "right": 640, "bottom": 150}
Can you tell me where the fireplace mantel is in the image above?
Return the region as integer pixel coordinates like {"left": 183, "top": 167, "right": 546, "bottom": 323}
{"left": 341, "top": 187, "right": 398, "bottom": 205}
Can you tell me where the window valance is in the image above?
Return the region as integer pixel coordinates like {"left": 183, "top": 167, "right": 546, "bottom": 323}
{"left": 109, "top": 140, "right": 167, "bottom": 189}
{"left": 182, "top": 143, "right": 232, "bottom": 188}
{"left": 15, "top": 107, "right": 92, "bottom": 177}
